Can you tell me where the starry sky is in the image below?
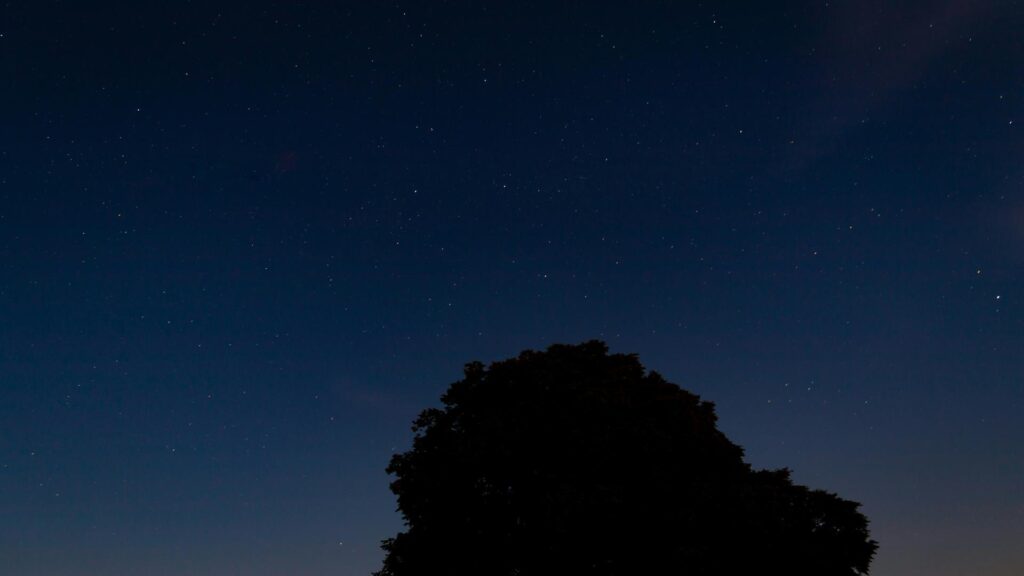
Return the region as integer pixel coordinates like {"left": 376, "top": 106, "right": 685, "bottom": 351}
{"left": 2, "top": 2, "right": 1022, "bottom": 575}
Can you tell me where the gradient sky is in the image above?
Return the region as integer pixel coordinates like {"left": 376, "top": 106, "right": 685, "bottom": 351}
{"left": 2, "top": 2, "right": 1022, "bottom": 575}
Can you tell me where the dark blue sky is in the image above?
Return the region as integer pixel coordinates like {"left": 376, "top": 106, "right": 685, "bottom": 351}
{"left": 2, "top": 2, "right": 1022, "bottom": 574}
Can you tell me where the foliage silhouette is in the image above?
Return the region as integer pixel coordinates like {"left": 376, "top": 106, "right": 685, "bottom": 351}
{"left": 375, "top": 341, "right": 877, "bottom": 575}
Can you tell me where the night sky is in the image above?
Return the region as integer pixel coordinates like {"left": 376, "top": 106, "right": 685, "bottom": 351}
{"left": 2, "top": 2, "right": 1022, "bottom": 575}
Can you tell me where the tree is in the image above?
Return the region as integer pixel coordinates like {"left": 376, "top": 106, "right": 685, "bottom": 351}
{"left": 375, "top": 341, "right": 877, "bottom": 575}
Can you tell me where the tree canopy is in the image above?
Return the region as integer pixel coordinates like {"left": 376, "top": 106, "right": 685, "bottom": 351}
{"left": 376, "top": 341, "right": 877, "bottom": 575}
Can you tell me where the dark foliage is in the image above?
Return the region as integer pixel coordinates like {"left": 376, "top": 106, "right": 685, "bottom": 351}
{"left": 376, "top": 341, "right": 877, "bottom": 575}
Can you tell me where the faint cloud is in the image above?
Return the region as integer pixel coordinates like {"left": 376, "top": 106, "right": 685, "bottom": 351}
{"left": 779, "top": 1, "right": 990, "bottom": 174}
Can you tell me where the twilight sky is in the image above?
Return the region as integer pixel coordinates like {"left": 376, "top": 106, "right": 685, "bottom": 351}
{"left": 2, "top": 2, "right": 1022, "bottom": 575}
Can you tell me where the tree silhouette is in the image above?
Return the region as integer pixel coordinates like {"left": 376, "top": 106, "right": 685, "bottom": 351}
{"left": 375, "top": 341, "right": 877, "bottom": 575}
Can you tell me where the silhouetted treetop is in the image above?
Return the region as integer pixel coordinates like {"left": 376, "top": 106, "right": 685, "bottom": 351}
{"left": 376, "top": 341, "right": 877, "bottom": 576}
